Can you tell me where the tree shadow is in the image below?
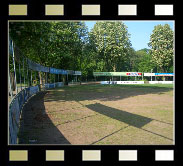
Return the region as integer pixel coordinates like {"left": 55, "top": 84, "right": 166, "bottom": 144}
{"left": 18, "top": 84, "right": 173, "bottom": 144}
{"left": 85, "top": 103, "right": 173, "bottom": 142}
{"left": 86, "top": 103, "right": 152, "bottom": 128}
{"left": 18, "top": 91, "right": 70, "bottom": 144}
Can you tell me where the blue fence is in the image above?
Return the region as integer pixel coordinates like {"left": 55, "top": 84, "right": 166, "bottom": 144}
{"left": 9, "top": 82, "right": 65, "bottom": 144}
{"left": 9, "top": 85, "right": 40, "bottom": 144}
{"left": 50, "top": 68, "right": 68, "bottom": 75}
{"left": 44, "top": 82, "right": 64, "bottom": 89}
{"left": 27, "top": 59, "right": 49, "bottom": 73}
{"left": 9, "top": 39, "right": 81, "bottom": 144}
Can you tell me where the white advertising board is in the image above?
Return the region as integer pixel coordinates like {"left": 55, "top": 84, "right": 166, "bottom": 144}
{"left": 101, "top": 81, "right": 144, "bottom": 84}
{"left": 149, "top": 81, "right": 174, "bottom": 84}
{"left": 144, "top": 73, "right": 155, "bottom": 76}
{"left": 126, "top": 72, "right": 142, "bottom": 76}
{"left": 144, "top": 73, "right": 174, "bottom": 76}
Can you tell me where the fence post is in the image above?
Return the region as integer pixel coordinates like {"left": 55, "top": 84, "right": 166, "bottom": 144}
{"left": 54, "top": 74, "right": 56, "bottom": 88}
{"left": 8, "top": 71, "right": 13, "bottom": 99}
{"left": 35, "top": 71, "right": 36, "bottom": 83}
{"left": 23, "top": 57, "right": 25, "bottom": 88}
{"left": 12, "top": 41, "right": 18, "bottom": 94}
{"left": 46, "top": 72, "right": 47, "bottom": 83}
{"left": 31, "top": 70, "right": 32, "bottom": 86}
{"left": 19, "top": 62, "right": 22, "bottom": 90}
{"left": 27, "top": 58, "right": 29, "bottom": 87}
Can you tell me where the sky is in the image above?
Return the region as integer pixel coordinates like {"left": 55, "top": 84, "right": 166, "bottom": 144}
{"left": 85, "top": 21, "right": 174, "bottom": 51}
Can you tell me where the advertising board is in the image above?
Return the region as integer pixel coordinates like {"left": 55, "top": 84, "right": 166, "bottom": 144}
{"left": 27, "top": 59, "right": 49, "bottom": 72}
{"left": 94, "top": 72, "right": 142, "bottom": 76}
{"left": 73, "top": 71, "right": 82, "bottom": 75}
{"left": 149, "top": 81, "right": 174, "bottom": 84}
{"left": 144, "top": 73, "right": 156, "bottom": 76}
{"left": 155, "top": 73, "right": 174, "bottom": 76}
{"left": 126, "top": 72, "right": 142, "bottom": 76}
{"left": 67, "top": 70, "right": 75, "bottom": 75}
{"left": 101, "top": 81, "right": 144, "bottom": 84}
{"left": 50, "top": 68, "right": 68, "bottom": 75}
{"left": 94, "top": 72, "right": 128, "bottom": 76}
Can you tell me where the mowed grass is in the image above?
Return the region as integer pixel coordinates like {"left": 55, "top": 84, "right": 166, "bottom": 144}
{"left": 19, "top": 84, "right": 174, "bottom": 145}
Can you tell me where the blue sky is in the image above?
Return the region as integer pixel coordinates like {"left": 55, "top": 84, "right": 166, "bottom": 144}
{"left": 85, "top": 21, "right": 174, "bottom": 51}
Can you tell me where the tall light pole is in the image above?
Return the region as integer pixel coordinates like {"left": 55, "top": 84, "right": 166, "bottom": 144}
{"left": 151, "top": 69, "right": 153, "bottom": 81}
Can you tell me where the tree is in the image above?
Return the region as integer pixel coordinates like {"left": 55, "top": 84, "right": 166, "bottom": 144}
{"left": 136, "top": 49, "right": 156, "bottom": 72}
{"left": 128, "top": 48, "right": 138, "bottom": 71}
{"left": 89, "top": 21, "right": 132, "bottom": 72}
{"left": 148, "top": 24, "right": 174, "bottom": 73}
{"left": 9, "top": 22, "right": 89, "bottom": 82}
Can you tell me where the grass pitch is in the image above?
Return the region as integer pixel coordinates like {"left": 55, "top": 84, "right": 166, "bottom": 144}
{"left": 19, "top": 84, "right": 174, "bottom": 145}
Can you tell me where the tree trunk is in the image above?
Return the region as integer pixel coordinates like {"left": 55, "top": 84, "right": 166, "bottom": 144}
{"left": 161, "top": 67, "right": 166, "bottom": 81}
{"left": 113, "top": 64, "right": 116, "bottom": 72}
{"left": 39, "top": 72, "right": 42, "bottom": 86}
{"left": 45, "top": 72, "right": 48, "bottom": 83}
{"left": 163, "top": 76, "right": 165, "bottom": 81}
{"left": 10, "top": 72, "right": 16, "bottom": 91}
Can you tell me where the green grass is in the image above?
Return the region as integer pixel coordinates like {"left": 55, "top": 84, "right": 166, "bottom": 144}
{"left": 62, "top": 83, "right": 173, "bottom": 89}
{"left": 20, "top": 83, "right": 174, "bottom": 145}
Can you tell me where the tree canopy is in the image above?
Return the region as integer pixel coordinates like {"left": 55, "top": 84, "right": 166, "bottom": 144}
{"left": 148, "top": 24, "right": 174, "bottom": 73}
{"left": 89, "top": 21, "right": 131, "bottom": 72}
{"left": 9, "top": 21, "right": 174, "bottom": 81}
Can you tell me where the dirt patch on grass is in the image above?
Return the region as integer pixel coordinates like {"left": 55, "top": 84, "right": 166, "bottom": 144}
{"left": 18, "top": 84, "right": 174, "bottom": 145}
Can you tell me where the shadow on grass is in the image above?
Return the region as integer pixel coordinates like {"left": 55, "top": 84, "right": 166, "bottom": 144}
{"left": 86, "top": 103, "right": 152, "bottom": 128}
{"left": 86, "top": 103, "right": 173, "bottom": 142}
{"left": 44, "top": 84, "right": 173, "bottom": 102}
{"left": 18, "top": 91, "right": 70, "bottom": 144}
{"left": 18, "top": 84, "right": 173, "bottom": 144}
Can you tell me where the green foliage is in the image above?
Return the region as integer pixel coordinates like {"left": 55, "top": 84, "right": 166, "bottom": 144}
{"left": 89, "top": 21, "right": 132, "bottom": 72}
{"left": 148, "top": 24, "right": 174, "bottom": 72}
{"left": 136, "top": 49, "right": 156, "bottom": 72}
{"left": 9, "top": 22, "right": 174, "bottom": 81}
{"left": 9, "top": 22, "right": 88, "bottom": 70}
